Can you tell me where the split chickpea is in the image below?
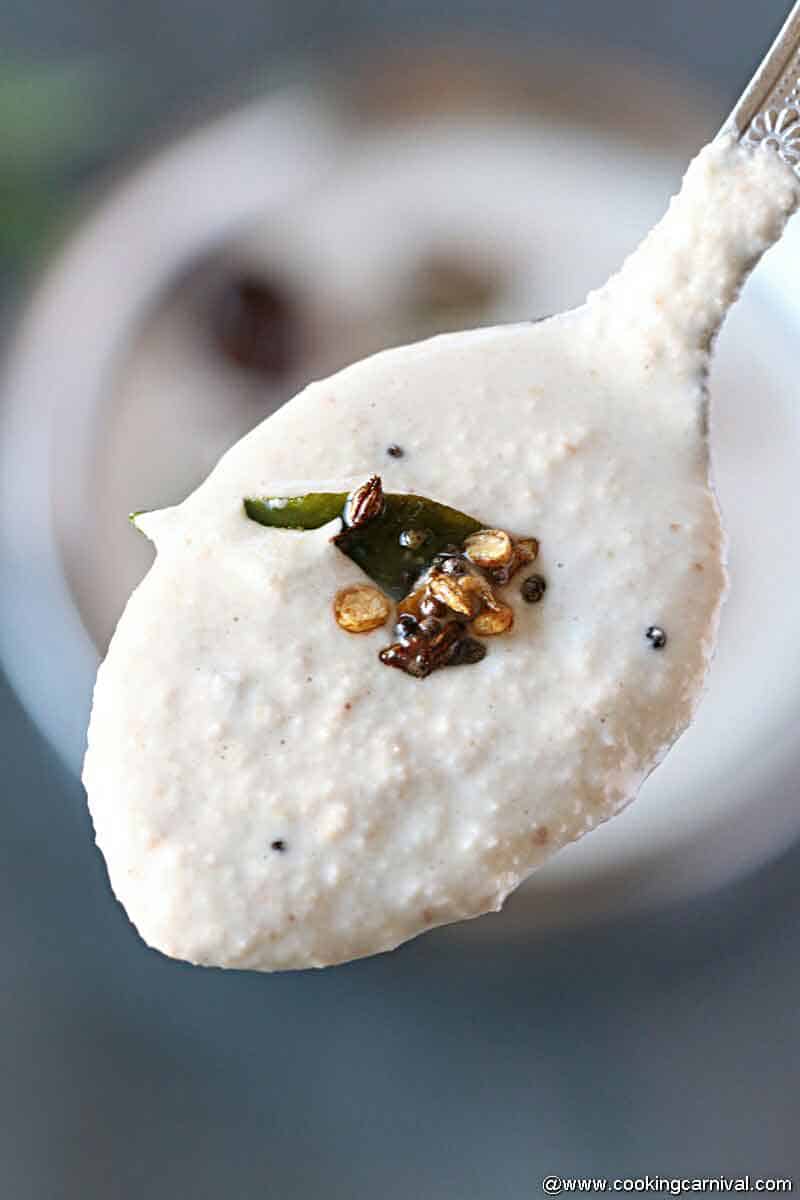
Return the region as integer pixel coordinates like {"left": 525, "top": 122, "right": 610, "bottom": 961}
{"left": 334, "top": 584, "right": 391, "bottom": 634}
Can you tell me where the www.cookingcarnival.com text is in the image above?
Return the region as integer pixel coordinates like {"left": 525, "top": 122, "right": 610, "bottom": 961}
{"left": 541, "top": 1177, "right": 792, "bottom": 1195}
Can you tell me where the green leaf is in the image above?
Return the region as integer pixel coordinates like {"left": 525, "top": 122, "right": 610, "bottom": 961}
{"left": 334, "top": 494, "right": 482, "bottom": 599}
{"left": 0, "top": 61, "right": 116, "bottom": 175}
{"left": 244, "top": 487, "right": 483, "bottom": 599}
{"left": 244, "top": 493, "right": 347, "bottom": 529}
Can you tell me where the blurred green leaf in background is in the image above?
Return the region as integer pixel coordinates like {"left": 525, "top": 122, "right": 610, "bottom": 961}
{"left": 0, "top": 60, "right": 131, "bottom": 281}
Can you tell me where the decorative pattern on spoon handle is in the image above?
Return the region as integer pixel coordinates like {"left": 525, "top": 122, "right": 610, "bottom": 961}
{"left": 722, "top": 1, "right": 800, "bottom": 173}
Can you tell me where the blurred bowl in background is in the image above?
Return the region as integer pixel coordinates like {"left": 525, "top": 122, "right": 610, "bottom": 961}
{"left": 3, "top": 44, "right": 800, "bottom": 936}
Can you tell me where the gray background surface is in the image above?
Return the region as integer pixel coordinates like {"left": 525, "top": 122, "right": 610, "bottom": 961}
{"left": 2, "top": 0, "right": 794, "bottom": 110}
{"left": 2, "top": 2, "right": 799, "bottom": 1196}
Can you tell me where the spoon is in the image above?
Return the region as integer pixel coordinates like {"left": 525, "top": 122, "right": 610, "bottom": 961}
{"left": 84, "top": 7, "right": 800, "bottom": 972}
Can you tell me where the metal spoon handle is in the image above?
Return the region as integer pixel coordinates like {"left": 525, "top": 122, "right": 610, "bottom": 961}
{"left": 721, "top": 0, "right": 800, "bottom": 172}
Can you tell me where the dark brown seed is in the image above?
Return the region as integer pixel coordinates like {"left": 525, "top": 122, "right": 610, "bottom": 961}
{"left": 521, "top": 573, "right": 547, "bottom": 604}
{"left": 488, "top": 565, "right": 512, "bottom": 586}
{"left": 343, "top": 475, "right": 384, "bottom": 528}
{"left": 387, "top": 444, "right": 404, "bottom": 458}
{"left": 490, "top": 562, "right": 517, "bottom": 587}
{"left": 379, "top": 622, "right": 468, "bottom": 679}
{"left": 448, "top": 637, "right": 487, "bottom": 667}
{"left": 271, "top": 839, "right": 287, "bottom": 852}
{"left": 379, "top": 642, "right": 429, "bottom": 677}
{"left": 212, "top": 275, "right": 300, "bottom": 378}
{"left": 395, "top": 614, "right": 420, "bottom": 638}
{"left": 437, "top": 555, "right": 467, "bottom": 576}
{"left": 646, "top": 625, "right": 667, "bottom": 649}
{"left": 426, "top": 622, "right": 466, "bottom": 665}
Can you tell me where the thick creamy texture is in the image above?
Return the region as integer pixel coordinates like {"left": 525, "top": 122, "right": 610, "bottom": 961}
{"left": 83, "top": 137, "right": 798, "bottom": 970}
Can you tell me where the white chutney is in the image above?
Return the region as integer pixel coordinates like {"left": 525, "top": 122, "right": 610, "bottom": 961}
{"left": 83, "top": 137, "right": 798, "bottom": 969}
